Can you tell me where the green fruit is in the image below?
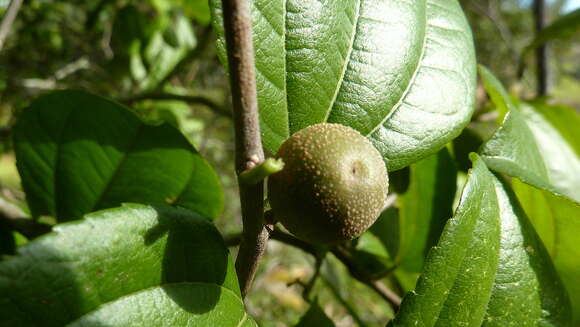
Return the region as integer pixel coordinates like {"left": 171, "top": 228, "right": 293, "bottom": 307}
{"left": 268, "top": 123, "right": 389, "bottom": 244}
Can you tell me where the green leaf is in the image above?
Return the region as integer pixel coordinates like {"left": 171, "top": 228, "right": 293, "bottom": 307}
{"left": 140, "top": 13, "right": 197, "bottom": 91}
{"left": 353, "top": 208, "right": 398, "bottom": 279}
{"left": 479, "top": 108, "right": 550, "bottom": 191}
{"left": 110, "top": 5, "right": 148, "bottom": 57}
{"left": 0, "top": 204, "right": 251, "bottom": 326}
{"left": 478, "top": 67, "right": 580, "bottom": 203}
{"left": 392, "top": 155, "right": 500, "bottom": 326}
{"left": 181, "top": 0, "right": 212, "bottom": 25}
{"left": 523, "top": 100, "right": 580, "bottom": 157}
{"left": 392, "top": 155, "right": 571, "bottom": 326}
{"left": 513, "top": 179, "right": 580, "bottom": 323}
{"left": 319, "top": 255, "right": 390, "bottom": 325}
{"left": 358, "top": 149, "right": 457, "bottom": 281}
{"left": 13, "top": 90, "right": 223, "bottom": 221}
{"left": 483, "top": 177, "right": 571, "bottom": 326}
{"left": 69, "top": 283, "right": 256, "bottom": 327}
{"left": 452, "top": 125, "right": 485, "bottom": 172}
{"left": 210, "top": 0, "right": 288, "bottom": 153}
{"left": 480, "top": 102, "right": 580, "bottom": 203}
{"left": 295, "top": 301, "right": 335, "bottom": 327}
{"left": 210, "top": 0, "right": 476, "bottom": 170}
{"left": 369, "top": 206, "right": 399, "bottom": 259}
{"left": 517, "top": 101, "right": 580, "bottom": 202}
{"left": 397, "top": 148, "right": 457, "bottom": 272}
{"left": 523, "top": 8, "right": 580, "bottom": 55}
{"left": 477, "top": 65, "right": 515, "bottom": 119}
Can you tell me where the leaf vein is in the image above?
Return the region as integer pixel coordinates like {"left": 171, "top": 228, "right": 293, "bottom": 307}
{"left": 366, "top": 1, "right": 428, "bottom": 137}
{"left": 322, "top": 0, "right": 362, "bottom": 123}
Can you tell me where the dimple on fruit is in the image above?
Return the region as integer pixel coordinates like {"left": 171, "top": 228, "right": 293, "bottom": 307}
{"left": 268, "top": 123, "right": 389, "bottom": 244}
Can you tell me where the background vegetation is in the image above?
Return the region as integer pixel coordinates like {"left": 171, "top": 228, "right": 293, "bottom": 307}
{"left": 0, "top": 0, "right": 578, "bottom": 326}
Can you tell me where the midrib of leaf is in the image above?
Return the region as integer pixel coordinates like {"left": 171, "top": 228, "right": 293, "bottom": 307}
{"left": 65, "top": 282, "right": 245, "bottom": 326}
{"left": 321, "top": 0, "right": 362, "bottom": 123}
{"left": 235, "top": 312, "right": 249, "bottom": 327}
{"left": 87, "top": 123, "right": 144, "bottom": 214}
{"left": 365, "top": 0, "right": 428, "bottom": 137}
{"left": 430, "top": 205, "right": 491, "bottom": 326}
{"left": 282, "top": 0, "right": 289, "bottom": 138}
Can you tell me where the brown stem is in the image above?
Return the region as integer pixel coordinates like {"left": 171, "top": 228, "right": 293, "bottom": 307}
{"left": 269, "top": 229, "right": 320, "bottom": 258}
{"left": 221, "top": 0, "right": 268, "bottom": 298}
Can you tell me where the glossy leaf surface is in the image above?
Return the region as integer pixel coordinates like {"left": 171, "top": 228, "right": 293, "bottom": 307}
{"left": 516, "top": 101, "right": 580, "bottom": 202}
{"left": 392, "top": 155, "right": 500, "bottom": 326}
{"left": 477, "top": 65, "right": 514, "bottom": 119}
{"left": 392, "top": 156, "right": 571, "bottom": 326}
{"left": 0, "top": 204, "right": 246, "bottom": 326}
{"left": 482, "top": 178, "right": 571, "bottom": 326}
{"left": 69, "top": 284, "right": 256, "bottom": 327}
{"left": 14, "top": 90, "right": 223, "bottom": 221}
{"left": 210, "top": 0, "right": 476, "bottom": 170}
{"left": 479, "top": 69, "right": 580, "bottom": 203}
{"left": 513, "top": 179, "right": 580, "bottom": 323}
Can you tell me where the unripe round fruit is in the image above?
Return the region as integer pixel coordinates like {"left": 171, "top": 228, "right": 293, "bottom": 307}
{"left": 268, "top": 123, "right": 389, "bottom": 244}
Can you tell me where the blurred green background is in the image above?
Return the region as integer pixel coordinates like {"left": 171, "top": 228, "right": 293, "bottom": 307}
{"left": 0, "top": 0, "right": 578, "bottom": 326}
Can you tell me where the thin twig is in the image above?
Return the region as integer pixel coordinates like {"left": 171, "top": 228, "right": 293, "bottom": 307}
{"left": 121, "top": 92, "right": 231, "bottom": 118}
{"left": 221, "top": 0, "right": 268, "bottom": 298}
{"left": 269, "top": 229, "right": 319, "bottom": 256}
{"left": 0, "top": 0, "right": 24, "bottom": 51}
{"left": 331, "top": 246, "right": 401, "bottom": 310}
{"left": 225, "top": 229, "right": 402, "bottom": 310}
{"left": 303, "top": 255, "right": 324, "bottom": 300}
{"left": 0, "top": 197, "right": 51, "bottom": 239}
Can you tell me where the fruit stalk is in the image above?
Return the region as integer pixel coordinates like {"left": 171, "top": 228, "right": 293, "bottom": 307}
{"left": 221, "top": 0, "right": 269, "bottom": 298}
{"left": 239, "top": 158, "right": 285, "bottom": 185}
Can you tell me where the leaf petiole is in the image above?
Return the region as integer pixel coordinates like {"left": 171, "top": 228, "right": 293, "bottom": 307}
{"left": 239, "top": 158, "right": 285, "bottom": 185}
